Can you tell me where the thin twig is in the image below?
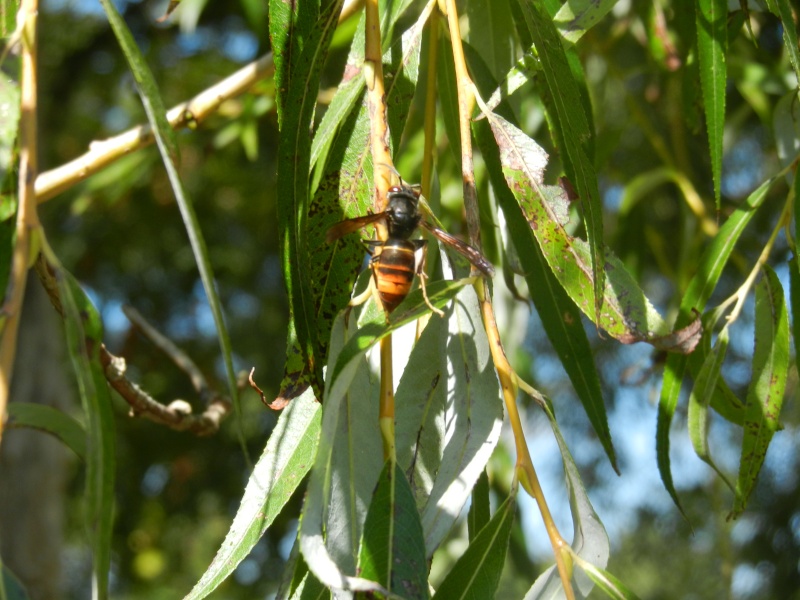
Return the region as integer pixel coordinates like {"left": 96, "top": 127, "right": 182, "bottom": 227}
{"left": 123, "top": 305, "right": 209, "bottom": 399}
{"left": 100, "top": 346, "right": 230, "bottom": 436}
{"left": 34, "top": 255, "right": 231, "bottom": 435}
{"left": 441, "top": 0, "right": 481, "bottom": 253}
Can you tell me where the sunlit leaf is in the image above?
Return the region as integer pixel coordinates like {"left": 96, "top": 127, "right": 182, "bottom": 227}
{"left": 486, "top": 112, "right": 701, "bottom": 352}
{"left": 357, "top": 459, "right": 429, "bottom": 599}
{"left": 554, "top": 0, "right": 618, "bottom": 44}
{"left": 432, "top": 492, "right": 516, "bottom": 600}
{"left": 525, "top": 400, "right": 609, "bottom": 599}
{"left": 184, "top": 392, "right": 321, "bottom": 600}
{"left": 395, "top": 284, "right": 503, "bottom": 555}
{"left": 6, "top": 402, "right": 86, "bottom": 461}
{"left": 687, "top": 328, "right": 734, "bottom": 491}
{"left": 484, "top": 53, "right": 542, "bottom": 113}
{"left": 0, "top": 75, "right": 19, "bottom": 184}
{"left": 329, "top": 277, "right": 474, "bottom": 387}
{"left": 307, "top": 3, "right": 427, "bottom": 346}
{"left": 270, "top": 0, "right": 346, "bottom": 402}
{"left": 276, "top": 0, "right": 427, "bottom": 405}
{"left": 512, "top": 0, "right": 605, "bottom": 321}
{"left": 572, "top": 557, "right": 643, "bottom": 600}
{"left": 298, "top": 312, "right": 386, "bottom": 594}
{"left": 696, "top": 0, "right": 728, "bottom": 209}
{"left": 731, "top": 265, "right": 789, "bottom": 518}
{"left": 467, "top": 53, "right": 617, "bottom": 471}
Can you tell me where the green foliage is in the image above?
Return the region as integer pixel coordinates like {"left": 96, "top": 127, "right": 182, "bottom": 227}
{"left": 1, "top": 1, "right": 799, "bottom": 599}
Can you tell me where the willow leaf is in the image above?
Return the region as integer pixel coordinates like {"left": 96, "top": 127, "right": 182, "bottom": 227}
{"left": 487, "top": 112, "right": 701, "bottom": 352}
{"left": 696, "top": 0, "right": 728, "bottom": 209}
{"left": 731, "top": 265, "right": 789, "bottom": 518}
{"left": 357, "top": 460, "right": 428, "bottom": 599}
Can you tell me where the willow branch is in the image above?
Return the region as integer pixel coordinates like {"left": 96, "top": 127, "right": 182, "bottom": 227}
{"left": 441, "top": 0, "right": 574, "bottom": 594}
{"left": 441, "top": 0, "right": 481, "bottom": 252}
{"left": 100, "top": 346, "right": 230, "bottom": 436}
{"left": 35, "top": 255, "right": 231, "bottom": 436}
{"left": 0, "top": 0, "right": 41, "bottom": 442}
{"left": 34, "top": 0, "right": 365, "bottom": 204}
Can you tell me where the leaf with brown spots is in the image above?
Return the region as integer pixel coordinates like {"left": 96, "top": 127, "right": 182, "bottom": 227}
{"left": 487, "top": 112, "right": 702, "bottom": 353}
{"left": 731, "top": 265, "right": 789, "bottom": 518}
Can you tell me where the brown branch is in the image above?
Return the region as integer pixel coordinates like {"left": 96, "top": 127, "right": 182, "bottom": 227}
{"left": 99, "top": 346, "right": 230, "bottom": 436}
{"left": 34, "top": 255, "right": 232, "bottom": 436}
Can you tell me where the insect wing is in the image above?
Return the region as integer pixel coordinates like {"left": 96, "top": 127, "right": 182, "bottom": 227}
{"left": 325, "top": 212, "right": 387, "bottom": 243}
{"left": 420, "top": 221, "right": 495, "bottom": 278}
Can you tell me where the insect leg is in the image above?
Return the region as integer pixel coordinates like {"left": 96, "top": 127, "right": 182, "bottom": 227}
{"left": 415, "top": 240, "right": 444, "bottom": 318}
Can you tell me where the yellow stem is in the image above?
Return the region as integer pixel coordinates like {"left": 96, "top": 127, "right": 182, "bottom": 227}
{"left": 476, "top": 281, "right": 575, "bottom": 600}
{"left": 364, "top": 0, "right": 393, "bottom": 230}
{"left": 726, "top": 189, "right": 793, "bottom": 325}
{"left": 1, "top": 0, "right": 40, "bottom": 443}
{"left": 441, "top": 0, "right": 482, "bottom": 252}
{"left": 379, "top": 335, "right": 395, "bottom": 460}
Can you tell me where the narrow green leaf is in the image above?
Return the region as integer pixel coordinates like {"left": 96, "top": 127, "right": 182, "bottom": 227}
{"left": 773, "top": 91, "right": 800, "bottom": 170}
{"left": 288, "top": 571, "right": 328, "bottom": 600}
{"left": 309, "top": 0, "right": 417, "bottom": 179}
{"left": 357, "top": 460, "right": 429, "bottom": 599}
{"left": 305, "top": 5, "right": 428, "bottom": 394}
{"left": 527, "top": 400, "right": 609, "bottom": 598}
{"left": 657, "top": 173, "right": 777, "bottom": 512}
{"left": 571, "top": 556, "right": 643, "bottom": 600}
{"left": 271, "top": 0, "right": 346, "bottom": 400}
{"left": 512, "top": 0, "right": 605, "bottom": 322}
{"left": 484, "top": 53, "right": 542, "bottom": 114}
{"left": 394, "top": 284, "right": 503, "bottom": 555}
{"left": 696, "top": 0, "right": 727, "bottom": 209}
{"left": 6, "top": 402, "right": 87, "bottom": 461}
{"left": 433, "top": 493, "right": 516, "bottom": 600}
{"left": 487, "top": 112, "right": 701, "bottom": 353}
{"left": 687, "top": 328, "right": 734, "bottom": 491}
{"left": 298, "top": 312, "right": 386, "bottom": 594}
{"left": 466, "top": 0, "right": 514, "bottom": 80}
{"left": 791, "top": 255, "right": 800, "bottom": 379}
{"left": 329, "top": 277, "right": 474, "bottom": 388}
{"left": 553, "top": 0, "right": 618, "bottom": 44}
{"left": 98, "top": 0, "right": 240, "bottom": 422}
{"left": 58, "top": 268, "right": 116, "bottom": 600}
{"left": 731, "top": 265, "right": 789, "bottom": 518}
{"left": 468, "top": 471, "right": 491, "bottom": 542}
{"left": 764, "top": 0, "right": 800, "bottom": 88}
{"left": 184, "top": 392, "right": 321, "bottom": 600}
